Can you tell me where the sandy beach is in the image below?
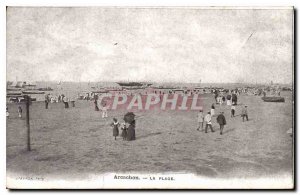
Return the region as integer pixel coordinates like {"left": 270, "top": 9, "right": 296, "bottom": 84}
{"left": 6, "top": 91, "right": 293, "bottom": 181}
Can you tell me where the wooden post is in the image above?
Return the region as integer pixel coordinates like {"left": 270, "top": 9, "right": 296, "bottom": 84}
{"left": 24, "top": 95, "right": 31, "bottom": 151}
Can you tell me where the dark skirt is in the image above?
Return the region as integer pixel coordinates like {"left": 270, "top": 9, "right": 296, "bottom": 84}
{"left": 231, "top": 109, "right": 235, "bottom": 116}
{"left": 126, "top": 125, "right": 136, "bottom": 141}
{"left": 121, "top": 129, "right": 127, "bottom": 138}
{"left": 113, "top": 125, "right": 119, "bottom": 136}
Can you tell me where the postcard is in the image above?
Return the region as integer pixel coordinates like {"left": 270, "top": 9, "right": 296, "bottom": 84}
{"left": 6, "top": 6, "right": 294, "bottom": 189}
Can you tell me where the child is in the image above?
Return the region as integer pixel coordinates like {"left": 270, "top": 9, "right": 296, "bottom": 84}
{"left": 102, "top": 103, "right": 108, "bottom": 118}
{"left": 110, "top": 118, "right": 120, "bottom": 140}
{"left": 18, "top": 106, "right": 22, "bottom": 118}
{"left": 121, "top": 122, "right": 127, "bottom": 140}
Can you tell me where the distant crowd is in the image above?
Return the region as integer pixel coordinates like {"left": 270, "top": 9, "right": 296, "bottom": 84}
{"left": 197, "top": 90, "right": 249, "bottom": 135}
{"left": 7, "top": 86, "right": 286, "bottom": 141}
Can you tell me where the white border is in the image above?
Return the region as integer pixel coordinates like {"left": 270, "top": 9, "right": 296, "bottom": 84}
{"left": 1, "top": 0, "right": 298, "bottom": 194}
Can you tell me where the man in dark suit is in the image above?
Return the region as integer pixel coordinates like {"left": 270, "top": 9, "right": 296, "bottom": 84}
{"left": 217, "top": 112, "right": 226, "bottom": 135}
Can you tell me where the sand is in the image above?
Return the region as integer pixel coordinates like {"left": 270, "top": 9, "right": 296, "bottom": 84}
{"left": 6, "top": 92, "right": 293, "bottom": 181}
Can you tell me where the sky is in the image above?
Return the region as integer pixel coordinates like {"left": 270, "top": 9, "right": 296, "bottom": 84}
{"left": 6, "top": 7, "right": 293, "bottom": 84}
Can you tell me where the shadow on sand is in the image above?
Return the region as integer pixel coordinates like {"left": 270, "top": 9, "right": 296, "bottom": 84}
{"left": 137, "top": 132, "right": 162, "bottom": 140}
{"left": 222, "top": 128, "right": 235, "bottom": 135}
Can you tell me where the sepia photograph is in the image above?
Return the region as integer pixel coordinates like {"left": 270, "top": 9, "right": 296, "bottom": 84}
{"left": 6, "top": 6, "right": 294, "bottom": 189}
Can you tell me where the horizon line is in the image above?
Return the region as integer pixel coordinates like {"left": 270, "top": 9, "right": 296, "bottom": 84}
{"left": 6, "top": 80, "right": 293, "bottom": 85}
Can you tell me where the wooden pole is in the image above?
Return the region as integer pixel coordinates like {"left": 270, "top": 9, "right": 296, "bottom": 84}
{"left": 25, "top": 95, "right": 31, "bottom": 151}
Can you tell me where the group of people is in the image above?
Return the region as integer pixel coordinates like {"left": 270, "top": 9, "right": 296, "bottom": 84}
{"left": 45, "top": 94, "right": 76, "bottom": 109}
{"left": 197, "top": 110, "right": 227, "bottom": 135}
{"left": 197, "top": 102, "right": 249, "bottom": 135}
{"left": 215, "top": 92, "right": 238, "bottom": 106}
{"left": 110, "top": 116, "right": 136, "bottom": 141}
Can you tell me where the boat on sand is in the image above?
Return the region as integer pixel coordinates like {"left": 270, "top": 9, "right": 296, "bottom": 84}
{"left": 262, "top": 96, "right": 285, "bottom": 102}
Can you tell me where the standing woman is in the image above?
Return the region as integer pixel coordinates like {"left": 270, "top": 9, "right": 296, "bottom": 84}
{"left": 111, "top": 118, "right": 120, "bottom": 140}
{"left": 124, "top": 112, "right": 136, "bottom": 141}
{"left": 197, "top": 110, "right": 204, "bottom": 131}
{"left": 127, "top": 120, "right": 136, "bottom": 141}
{"left": 231, "top": 105, "right": 236, "bottom": 117}
{"left": 94, "top": 94, "right": 99, "bottom": 111}
{"left": 232, "top": 93, "right": 237, "bottom": 105}
{"left": 214, "top": 92, "right": 218, "bottom": 104}
{"left": 211, "top": 103, "right": 215, "bottom": 117}
{"left": 226, "top": 94, "right": 232, "bottom": 106}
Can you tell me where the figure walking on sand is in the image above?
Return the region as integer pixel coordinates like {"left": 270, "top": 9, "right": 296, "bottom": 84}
{"left": 241, "top": 105, "right": 249, "bottom": 122}
{"left": 101, "top": 103, "right": 108, "bottom": 118}
{"left": 211, "top": 104, "right": 215, "bottom": 116}
{"left": 226, "top": 94, "right": 232, "bottom": 106}
{"left": 204, "top": 111, "right": 214, "bottom": 133}
{"left": 231, "top": 105, "right": 235, "bottom": 117}
{"left": 217, "top": 111, "right": 226, "bottom": 135}
{"left": 214, "top": 92, "right": 218, "bottom": 104}
{"left": 232, "top": 93, "right": 238, "bottom": 105}
{"left": 94, "top": 94, "right": 99, "bottom": 111}
{"left": 111, "top": 118, "right": 120, "bottom": 140}
{"left": 197, "top": 109, "right": 204, "bottom": 131}
{"left": 121, "top": 122, "right": 127, "bottom": 140}
{"left": 127, "top": 120, "right": 136, "bottom": 141}
{"left": 45, "top": 94, "right": 50, "bottom": 109}
{"left": 124, "top": 112, "right": 136, "bottom": 141}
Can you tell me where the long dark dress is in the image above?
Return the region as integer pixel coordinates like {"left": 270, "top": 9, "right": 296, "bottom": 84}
{"left": 112, "top": 122, "right": 119, "bottom": 136}
{"left": 126, "top": 124, "right": 136, "bottom": 141}
{"left": 232, "top": 94, "right": 237, "bottom": 105}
